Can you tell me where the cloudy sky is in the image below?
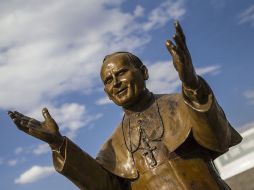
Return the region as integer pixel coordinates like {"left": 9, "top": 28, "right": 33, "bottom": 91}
{"left": 0, "top": 0, "right": 253, "bottom": 189}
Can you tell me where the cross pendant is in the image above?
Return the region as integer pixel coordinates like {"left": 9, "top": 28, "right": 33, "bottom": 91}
{"left": 138, "top": 121, "right": 157, "bottom": 167}
{"left": 140, "top": 125, "right": 157, "bottom": 167}
{"left": 143, "top": 145, "right": 157, "bottom": 167}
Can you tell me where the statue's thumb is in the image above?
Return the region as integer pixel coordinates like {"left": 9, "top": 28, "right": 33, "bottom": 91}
{"left": 42, "top": 108, "right": 52, "bottom": 121}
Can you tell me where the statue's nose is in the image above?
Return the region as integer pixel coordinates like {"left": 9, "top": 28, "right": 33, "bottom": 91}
{"left": 113, "top": 75, "right": 121, "bottom": 88}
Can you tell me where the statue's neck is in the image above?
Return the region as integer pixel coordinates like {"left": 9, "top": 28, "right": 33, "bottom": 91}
{"left": 123, "top": 89, "right": 154, "bottom": 115}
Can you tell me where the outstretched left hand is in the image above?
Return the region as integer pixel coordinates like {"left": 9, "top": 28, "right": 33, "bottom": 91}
{"left": 8, "top": 108, "right": 63, "bottom": 150}
{"left": 166, "top": 21, "right": 199, "bottom": 89}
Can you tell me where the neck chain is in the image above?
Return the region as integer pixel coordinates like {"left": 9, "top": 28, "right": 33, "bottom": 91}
{"left": 121, "top": 94, "right": 164, "bottom": 154}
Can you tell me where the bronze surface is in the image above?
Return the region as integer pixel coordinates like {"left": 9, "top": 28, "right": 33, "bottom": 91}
{"left": 8, "top": 21, "right": 242, "bottom": 190}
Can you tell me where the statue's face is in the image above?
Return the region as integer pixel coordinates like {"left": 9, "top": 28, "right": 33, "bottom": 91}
{"left": 101, "top": 55, "right": 147, "bottom": 108}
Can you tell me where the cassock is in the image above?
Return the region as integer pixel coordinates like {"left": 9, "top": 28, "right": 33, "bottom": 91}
{"left": 52, "top": 77, "right": 242, "bottom": 190}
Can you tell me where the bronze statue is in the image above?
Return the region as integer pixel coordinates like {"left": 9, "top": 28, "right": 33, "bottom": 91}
{"left": 8, "top": 22, "right": 242, "bottom": 190}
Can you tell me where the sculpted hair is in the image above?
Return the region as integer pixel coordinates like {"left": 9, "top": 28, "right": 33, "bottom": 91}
{"left": 103, "top": 52, "right": 144, "bottom": 69}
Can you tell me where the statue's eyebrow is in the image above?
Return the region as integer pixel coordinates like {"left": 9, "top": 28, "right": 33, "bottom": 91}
{"left": 103, "top": 66, "right": 129, "bottom": 81}
{"left": 115, "top": 67, "right": 128, "bottom": 74}
{"left": 103, "top": 72, "right": 112, "bottom": 82}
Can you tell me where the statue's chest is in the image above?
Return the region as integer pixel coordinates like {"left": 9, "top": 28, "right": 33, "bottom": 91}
{"left": 132, "top": 140, "right": 170, "bottom": 174}
{"left": 122, "top": 101, "right": 166, "bottom": 170}
{"left": 130, "top": 137, "right": 221, "bottom": 190}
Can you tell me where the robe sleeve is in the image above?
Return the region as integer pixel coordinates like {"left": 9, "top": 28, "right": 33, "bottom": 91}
{"left": 52, "top": 137, "right": 128, "bottom": 190}
{"left": 182, "top": 76, "right": 242, "bottom": 154}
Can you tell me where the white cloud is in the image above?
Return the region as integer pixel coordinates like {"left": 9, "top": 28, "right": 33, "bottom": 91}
{"left": 0, "top": 0, "right": 186, "bottom": 151}
{"left": 95, "top": 96, "right": 112, "bottom": 105}
{"left": 143, "top": 0, "right": 185, "bottom": 31}
{"left": 147, "top": 61, "right": 180, "bottom": 93}
{"left": 7, "top": 159, "right": 18, "bottom": 166}
{"left": 133, "top": 5, "right": 144, "bottom": 17}
{"left": 147, "top": 61, "right": 221, "bottom": 94}
{"left": 244, "top": 90, "right": 254, "bottom": 99}
{"left": 243, "top": 90, "right": 254, "bottom": 104}
{"left": 12, "top": 144, "right": 48, "bottom": 157}
{"left": 32, "top": 144, "right": 50, "bottom": 155}
{"left": 238, "top": 4, "right": 254, "bottom": 26}
{"left": 15, "top": 165, "right": 55, "bottom": 184}
{"left": 7, "top": 157, "right": 26, "bottom": 167}
{"left": 27, "top": 102, "right": 103, "bottom": 139}
{"left": 0, "top": 0, "right": 186, "bottom": 112}
{"left": 196, "top": 65, "right": 221, "bottom": 76}
{"left": 15, "top": 147, "right": 24, "bottom": 155}
{"left": 238, "top": 121, "right": 254, "bottom": 133}
{"left": 14, "top": 144, "right": 49, "bottom": 157}
{"left": 13, "top": 145, "right": 35, "bottom": 156}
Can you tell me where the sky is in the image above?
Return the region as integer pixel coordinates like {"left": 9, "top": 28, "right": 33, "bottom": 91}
{"left": 0, "top": 0, "right": 254, "bottom": 189}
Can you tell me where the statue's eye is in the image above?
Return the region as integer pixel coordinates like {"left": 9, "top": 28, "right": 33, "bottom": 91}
{"left": 104, "top": 78, "right": 112, "bottom": 84}
{"left": 104, "top": 77, "right": 113, "bottom": 85}
{"left": 117, "top": 69, "right": 127, "bottom": 76}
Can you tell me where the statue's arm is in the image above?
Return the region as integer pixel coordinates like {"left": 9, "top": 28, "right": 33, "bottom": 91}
{"left": 52, "top": 137, "right": 127, "bottom": 190}
{"left": 8, "top": 109, "right": 125, "bottom": 190}
{"left": 165, "top": 21, "right": 215, "bottom": 105}
{"left": 166, "top": 22, "right": 242, "bottom": 153}
{"left": 165, "top": 21, "right": 215, "bottom": 110}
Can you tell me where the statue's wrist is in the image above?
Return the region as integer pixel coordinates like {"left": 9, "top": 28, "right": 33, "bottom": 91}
{"left": 50, "top": 135, "right": 65, "bottom": 153}
{"left": 183, "top": 75, "right": 199, "bottom": 90}
{"left": 182, "top": 76, "right": 211, "bottom": 104}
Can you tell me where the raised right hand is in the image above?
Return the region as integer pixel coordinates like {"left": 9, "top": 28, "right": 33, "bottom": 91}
{"left": 8, "top": 108, "right": 63, "bottom": 149}
{"left": 165, "top": 21, "right": 199, "bottom": 90}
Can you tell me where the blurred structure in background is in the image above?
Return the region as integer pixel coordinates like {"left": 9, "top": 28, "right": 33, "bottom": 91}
{"left": 215, "top": 126, "right": 254, "bottom": 190}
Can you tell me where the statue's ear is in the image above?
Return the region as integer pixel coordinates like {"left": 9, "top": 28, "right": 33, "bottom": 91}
{"left": 140, "top": 65, "right": 149, "bottom": 80}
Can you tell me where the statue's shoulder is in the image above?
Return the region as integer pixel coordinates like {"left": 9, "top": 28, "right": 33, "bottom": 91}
{"left": 97, "top": 122, "right": 124, "bottom": 154}
{"left": 154, "top": 93, "right": 184, "bottom": 111}
{"left": 155, "top": 93, "right": 182, "bottom": 101}
{"left": 96, "top": 122, "right": 138, "bottom": 179}
{"left": 153, "top": 93, "right": 192, "bottom": 152}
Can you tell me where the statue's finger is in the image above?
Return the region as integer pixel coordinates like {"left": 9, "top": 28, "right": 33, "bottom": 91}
{"left": 175, "top": 21, "right": 186, "bottom": 43}
{"left": 13, "top": 118, "right": 21, "bottom": 126}
{"left": 8, "top": 112, "right": 31, "bottom": 134}
{"left": 20, "top": 116, "right": 32, "bottom": 123}
{"left": 8, "top": 111, "right": 15, "bottom": 119}
{"left": 8, "top": 112, "right": 20, "bottom": 126}
{"left": 20, "top": 116, "right": 41, "bottom": 127}
{"left": 42, "top": 108, "right": 52, "bottom": 120}
{"left": 173, "top": 32, "right": 186, "bottom": 52}
{"left": 30, "top": 118, "right": 41, "bottom": 126}
{"left": 165, "top": 40, "right": 176, "bottom": 55}
{"left": 166, "top": 40, "right": 182, "bottom": 71}
{"left": 8, "top": 111, "right": 22, "bottom": 120}
{"left": 20, "top": 120, "right": 28, "bottom": 128}
{"left": 15, "top": 119, "right": 29, "bottom": 133}
{"left": 13, "top": 111, "right": 25, "bottom": 118}
{"left": 27, "top": 118, "right": 41, "bottom": 128}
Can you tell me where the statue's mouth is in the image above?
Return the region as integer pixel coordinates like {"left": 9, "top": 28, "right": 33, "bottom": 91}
{"left": 116, "top": 87, "right": 127, "bottom": 95}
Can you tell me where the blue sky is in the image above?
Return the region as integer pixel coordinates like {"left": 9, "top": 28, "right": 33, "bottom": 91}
{"left": 0, "top": 0, "right": 254, "bottom": 189}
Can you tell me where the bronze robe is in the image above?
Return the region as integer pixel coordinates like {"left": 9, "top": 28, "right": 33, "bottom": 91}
{"left": 52, "top": 79, "right": 242, "bottom": 190}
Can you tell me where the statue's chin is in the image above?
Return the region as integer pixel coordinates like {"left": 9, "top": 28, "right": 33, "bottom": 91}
{"left": 112, "top": 95, "right": 138, "bottom": 108}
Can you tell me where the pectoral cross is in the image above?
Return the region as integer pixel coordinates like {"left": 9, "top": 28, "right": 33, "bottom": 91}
{"left": 139, "top": 124, "right": 157, "bottom": 167}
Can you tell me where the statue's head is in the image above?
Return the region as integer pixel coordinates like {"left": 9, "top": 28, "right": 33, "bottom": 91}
{"left": 100, "top": 52, "right": 149, "bottom": 108}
